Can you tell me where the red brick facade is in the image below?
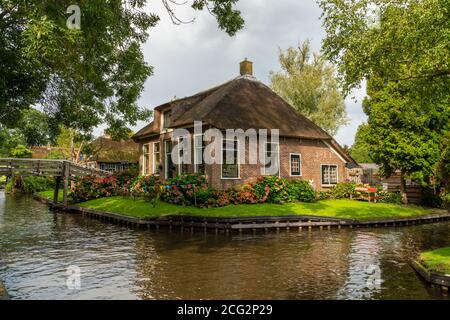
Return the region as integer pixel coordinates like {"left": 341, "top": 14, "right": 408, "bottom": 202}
{"left": 138, "top": 131, "right": 348, "bottom": 191}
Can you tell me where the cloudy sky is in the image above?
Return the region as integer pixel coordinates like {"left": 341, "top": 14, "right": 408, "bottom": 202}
{"left": 122, "top": 0, "right": 367, "bottom": 146}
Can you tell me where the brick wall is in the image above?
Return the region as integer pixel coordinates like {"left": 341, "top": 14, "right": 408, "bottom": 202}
{"left": 138, "top": 133, "right": 348, "bottom": 190}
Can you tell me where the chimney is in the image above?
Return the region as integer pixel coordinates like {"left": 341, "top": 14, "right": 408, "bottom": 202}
{"left": 240, "top": 58, "right": 253, "bottom": 76}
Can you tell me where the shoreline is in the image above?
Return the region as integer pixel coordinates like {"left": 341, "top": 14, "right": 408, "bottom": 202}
{"left": 33, "top": 193, "right": 450, "bottom": 232}
{"left": 411, "top": 260, "right": 450, "bottom": 293}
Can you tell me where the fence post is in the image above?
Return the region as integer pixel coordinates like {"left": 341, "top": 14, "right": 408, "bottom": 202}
{"left": 53, "top": 176, "right": 61, "bottom": 204}
{"left": 62, "top": 161, "right": 70, "bottom": 206}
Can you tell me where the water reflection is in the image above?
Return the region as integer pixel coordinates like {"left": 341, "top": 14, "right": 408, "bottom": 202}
{"left": 0, "top": 192, "right": 449, "bottom": 300}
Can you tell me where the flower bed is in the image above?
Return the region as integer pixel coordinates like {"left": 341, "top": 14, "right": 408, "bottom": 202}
{"left": 70, "top": 172, "right": 403, "bottom": 209}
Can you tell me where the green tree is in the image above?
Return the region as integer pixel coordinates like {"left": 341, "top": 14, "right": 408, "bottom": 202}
{"left": 362, "top": 78, "right": 447, "bottom": 204}
{"left": 10, "top": 144, "right": 33, "bottom": 158}
{"left": 319, "top": 0, "right": 450, "bottom": 203}
{"left": 0, "top": 126, "right": 26, "bottom": 157}
{"left": 319, "top": 0, "right": 449, "bottom": 95}
{"left": 17, "top": 108, "right": 52, "bottom": 146}
{"left": 269, "top": 40, "right": 348, "bottom": 136}
{"left": 0, "top": 0, "right": 244, "bottom": 133}
{"left": 349, "top": 124, "right": 373, "bottom": 163}
{"left": 50, "top": 126, "right": 89, "bottom": 162}
{"left": 438, "top": 133, "right": 450, "bottom": 206}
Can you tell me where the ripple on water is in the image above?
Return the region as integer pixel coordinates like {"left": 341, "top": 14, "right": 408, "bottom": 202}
{"left": 1, "top": 192, "right": 450, "bottom": 299}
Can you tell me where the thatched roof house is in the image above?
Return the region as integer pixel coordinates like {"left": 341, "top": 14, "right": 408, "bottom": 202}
{"left": 133, "top": 60, "right": 357, "bottom": 190}
{"left": 87, "top": 135, "right": 139, "bottom": 172}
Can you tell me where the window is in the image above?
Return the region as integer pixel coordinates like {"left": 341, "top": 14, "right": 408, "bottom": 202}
{"left": 100, "top": 163, "right": 118, "bottom": 173}
{"left": 162, "top": 110, "right": 171, "bottom": 130}
{"left": 177, "top": 136, "right": 189, "bottom": 175}
{"left": 143, "top": 144, "right": 150, "bottom": 175}
{"left": 321, "top": 165, "right": 338, "bottom": 185}
{"left": 153, "top": 142, "right": 160, "bottom": 175}
{"left": 290, "top": 154, "right": 302, "bottom": 176}
{"left": 221, "top": 138, "right": 239, "bottom": 179}
{"left": 263, "top": 142, "right": 280, "bottom": 176}
{"left": 194, "top": 134, "right": 205, "bottom": 174}
{"left": 164, "top": 140, "right": 174, "bottom": 179}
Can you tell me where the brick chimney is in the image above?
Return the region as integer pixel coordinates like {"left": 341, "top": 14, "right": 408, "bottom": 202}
{"left": 240, "top": 58, "right": 253, "bottom": 76}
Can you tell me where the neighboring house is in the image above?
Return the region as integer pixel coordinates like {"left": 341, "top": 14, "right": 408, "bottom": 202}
{"left": 86, "top": 134, "right": 139, "bottom": 173}
{"left": 132, "top": 60, "right": 357, "bottom": 190}
{"left": 31, "top": 146, "right": 79, "bottom": 160}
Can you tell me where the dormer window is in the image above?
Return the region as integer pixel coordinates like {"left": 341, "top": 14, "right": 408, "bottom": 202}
{"left": 162, "top": 110, "right": 171, "bottom": 130}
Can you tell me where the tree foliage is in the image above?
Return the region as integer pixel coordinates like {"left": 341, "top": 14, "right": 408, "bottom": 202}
{"left": 362, "top": 78, "right": 446, "bottom": 178}
{"left": 319, "top": 0, "right": 450, "bottom": 95}
{"left": 270, "top": 40, "right": 348, "bottom": 136}
{"left": 0, "top": 0, "right": 244, "bottom": 133}
{"left": 349, "top": 124, "right": 373, "bottom": 163}
{"left": 320, "top": 0, "right": 450, "bottom": 202}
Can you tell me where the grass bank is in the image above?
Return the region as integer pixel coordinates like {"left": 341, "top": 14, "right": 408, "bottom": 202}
{"left": 77, "top": 196, "right": 437, "bottom": 220}
{"left": 36, "top": 190, "right": 64, "bottom": 202}
{"left": 420, "top": 247, "right": 450, "bottom": 274}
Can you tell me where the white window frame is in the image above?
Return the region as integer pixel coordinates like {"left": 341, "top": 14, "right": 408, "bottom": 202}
{"left": 221, "top": 138, "right": 240, "bottom": 180}
{"left": 177, "top": 136, "right": 189, "bottom": 175}
{"left": 289, "top": 153, "right": 302, "bottom": 177}
{"left": 164, "top": 139, "right": 172, "bottom": 179}
{"left": 142, "top": 143, "right": 151, "bottom": 175}
{"left": 263, "top": 142, "right": 280, "bottom": 176}
{"left": 152, "top": 141, "right": 160, "bottom": 176}
{"left": 321, "top": 164, "right": 338, "bottom": 186}
{"left": 194, "top": 134, "right": 204, "bottom": 174}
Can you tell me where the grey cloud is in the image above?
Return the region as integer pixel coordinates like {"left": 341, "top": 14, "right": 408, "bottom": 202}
{"left": 99, "top": 0, "right": 367, "bottom": 146}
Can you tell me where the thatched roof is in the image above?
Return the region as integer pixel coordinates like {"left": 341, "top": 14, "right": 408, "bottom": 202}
{"left": 133, "top": 75, "right": 355, "bottom": 163}
{"left": 89, "top": 136, "right": 139, "bottom": 163}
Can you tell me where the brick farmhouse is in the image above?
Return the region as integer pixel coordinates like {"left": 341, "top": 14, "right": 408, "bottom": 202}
{"left": 132, "top": 60, "right": 357, "bottom": 190}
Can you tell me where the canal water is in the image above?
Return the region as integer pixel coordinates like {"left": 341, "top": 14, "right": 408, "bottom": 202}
{"left": 0, "top": 192, "right": 449, "bottom": 300}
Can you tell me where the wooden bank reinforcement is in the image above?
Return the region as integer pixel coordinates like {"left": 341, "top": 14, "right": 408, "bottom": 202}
{"left": 411, "top": 260, "right": 450, "bottom": 293}
{"left": 33, "top": 194, "right": 450, "bottom": 233}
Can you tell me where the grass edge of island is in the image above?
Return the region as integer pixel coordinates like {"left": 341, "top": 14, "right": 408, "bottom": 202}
{"left": 34, "top": 192, "right": 450, "bottom": 232}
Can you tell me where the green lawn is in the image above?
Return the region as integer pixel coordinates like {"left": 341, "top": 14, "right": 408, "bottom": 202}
{"left": 36, "top": 190, "right": 64, "bottom": 202}
{"left": 77, "top": 196, "right": 437, "bottom": 220}
{"left": 420, "top": 247, "right": 450, "bottom": 274}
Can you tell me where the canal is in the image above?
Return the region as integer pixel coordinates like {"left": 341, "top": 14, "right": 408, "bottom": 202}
{"left": 0, "top": 192, "right": 449, "bottom": 300}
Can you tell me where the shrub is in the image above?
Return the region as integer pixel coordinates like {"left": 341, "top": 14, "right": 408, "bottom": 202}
{"left": 286, "top": 180, "right": 316, "bottom": 202}
{"left": 420, "top": 187, "right": 444, "bottom": 208}
{"left": 316, "top": 190, "right": 332, "bottom": 201}
{"left": 330, "top": 182, "right": 356, "bottom": 199}
{"left": 207, "top": 190, "right": 231, "bottom": 207}
{"left": 161, "top": 174, "right": 208, "bottom": 206}
{"left": 9, "top": 145, "right": 32, "bottom": 158}
{"left": 376, "top": 190, "right": 402, "bottom": 204}
{"left": 3, "top": 175, "right": 54, "bottom": 193}
{"left": 131, "top": 175, "right": 163, "bottom": 207}
{"left": 0, "top": 176, "right": 6, "bottom": 188}
{"left": 22, "top": 176, "right": 55, "bottom": 193}
{"left": 228, "top": 184, "right": 261, "bottom": 204}
{"left": 441, "top": 191, "right": 450, "bottom": 209}
{"left": 70, "top": 169, "right": 139, "bottom": 202}
{"left": 115, "top": 168, "right": 139, "bottom": 196}
{"left": 253, "top": 176, "right": 290, "bottom": 203}
{"left": 70, "top": 175, "right": 116, "bottom": 201}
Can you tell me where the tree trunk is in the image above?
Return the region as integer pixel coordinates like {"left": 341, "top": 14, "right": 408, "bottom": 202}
{"left": 400, "top": 170, "right": 408, "bottom": 205}
{"left": 74, "top": 140, "right": 84, "bottom": 164}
